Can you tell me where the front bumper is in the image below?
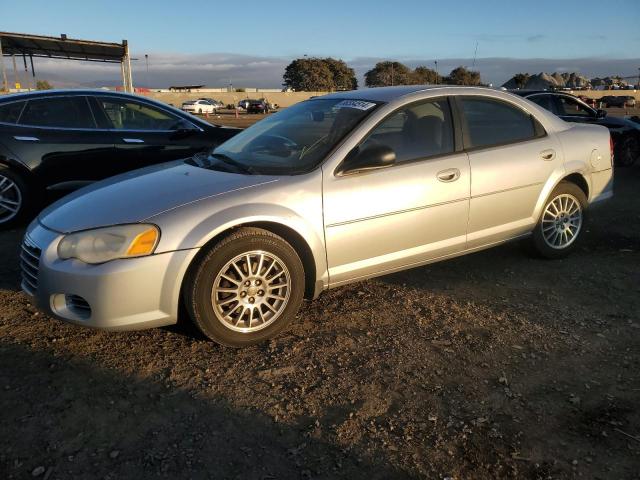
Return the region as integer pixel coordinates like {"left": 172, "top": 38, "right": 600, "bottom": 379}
{"left": 21, "top": 221, "right": 198, "bottom": 331}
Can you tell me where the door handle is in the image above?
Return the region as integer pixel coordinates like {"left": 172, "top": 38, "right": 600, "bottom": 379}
{"left": 122, "top": 138, "right": 145, "bottom": 143}
{"left": 436, "top": 168, "right": 460, "bottom": 183}
{"left": 540, "top": 149, "right": 556, "bottom": 161}
{"left": 14, "top": 136, "right": 39, "bottom": 142}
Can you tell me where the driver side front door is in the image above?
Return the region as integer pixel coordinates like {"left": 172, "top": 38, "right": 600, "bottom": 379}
{"left": 91, "top": 96, "right": 208, "bottom": 176}
{"left": 322, "top": 97, "right": 470, "bottom": 286}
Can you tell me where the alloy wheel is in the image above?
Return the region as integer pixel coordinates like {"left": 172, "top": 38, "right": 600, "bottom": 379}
{"left": 541, "top": 193, "right": 582, "bottom": 249}
{"left": 0, "top": 174, "right": 22, "bottom": 223}
{"left": 211, "top": 250, "right": 291, "bottom": 333}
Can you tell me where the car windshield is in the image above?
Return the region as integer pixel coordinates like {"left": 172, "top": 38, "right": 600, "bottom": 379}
{"left": 197, "top": 98, "right": 379, "bottom": 175}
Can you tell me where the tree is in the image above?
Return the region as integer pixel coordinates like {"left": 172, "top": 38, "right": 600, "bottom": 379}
{"left": 36, "top": 80, "right": 52, "bottom": 90}
{"left": 513, "top": 73, "right": 530, "bottom": 89}
{"left": 322, "top": 58, "right": 357, "bottom": 90}
{"left": 444, "top": 66, "right": 481, "bottom": 86}
{"left": 364, "top": 61, "right": 412, "bottom": 87}
{"left": 283, "top": 57, "right": 357, "bottom": 92}
{"left": 411, "top": 66, "right": 441, "bottom": 85}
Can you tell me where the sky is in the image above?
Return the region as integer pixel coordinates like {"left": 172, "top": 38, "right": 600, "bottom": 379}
{"left": 2, "top": 0, "right": 639, "bottom": 88}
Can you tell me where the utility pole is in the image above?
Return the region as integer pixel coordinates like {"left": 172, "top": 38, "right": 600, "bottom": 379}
{"left": 145, "top": 54, "right": 149, "bottom": 87}
{"left": 0, "top": 37, "right": 8, "bottom": 91}
{"left": 434, "top": 60, "right": 438, "bottom": 84}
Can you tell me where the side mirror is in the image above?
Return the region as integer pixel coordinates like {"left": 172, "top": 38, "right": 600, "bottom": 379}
{"left": 596, "top": 109, "right": 607, "bottom": 118}
{"left": 340, "top": 144, "right": 396, "bottom": 175}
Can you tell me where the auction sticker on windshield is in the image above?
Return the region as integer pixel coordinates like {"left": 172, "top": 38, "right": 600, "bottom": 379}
{"left": 334, "top": 100, "right": 376, "bottom": 111}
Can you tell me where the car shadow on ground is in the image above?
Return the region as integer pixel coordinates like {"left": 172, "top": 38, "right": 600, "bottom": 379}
{"left": 0, "top": 339, "right": 412, "bottom": 480}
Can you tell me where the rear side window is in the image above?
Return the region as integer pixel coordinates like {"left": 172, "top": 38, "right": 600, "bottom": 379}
{"left": 0, "top": 101, "right": 26, "bottom": 124}
{"left": 528, "top": 95, "right": 558, "bottom": 115}
{"left": 460, "top": 97, "right": 540, "bottom": 149}
{"left": 19, "top": 97, "right": 96, "bottom": 128}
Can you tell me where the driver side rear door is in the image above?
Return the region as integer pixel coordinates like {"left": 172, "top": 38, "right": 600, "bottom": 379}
{"left": 90, "top": 96, "right": 209, "bottom": 176}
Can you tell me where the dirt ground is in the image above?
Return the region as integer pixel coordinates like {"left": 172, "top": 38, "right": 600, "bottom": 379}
{"left": 1, "top": 121, "right": 639, "bottom": 480}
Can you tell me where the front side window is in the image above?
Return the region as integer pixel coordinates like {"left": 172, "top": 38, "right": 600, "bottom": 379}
{"left": 460, "top": 97, "right": 539, "bottom": 149}
{"left": 556, "top": 96, "right": 593, "bottom": 117}
{"left": 358, "top": 98, "right": 454, "bottom": 163}
{"left": 19, "top": 97, "right": 95, "bottom": 129}
{"left": 98, "top": 98, "right": 183, "bottom": 130}
{"left": 203, "top": 98, "right": 379, "bottom": 174}
{"left": 0, "top": 101, "right": 26, "bottom": 124}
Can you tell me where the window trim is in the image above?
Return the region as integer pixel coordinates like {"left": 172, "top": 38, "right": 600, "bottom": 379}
{"left": 335, "top": 96, "right": 460, "bottom": 176}
{"left": 454, "top": 95, "right": 548, "bottom": 153}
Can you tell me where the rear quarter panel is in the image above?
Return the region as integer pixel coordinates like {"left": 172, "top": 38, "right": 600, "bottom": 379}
{"left": 555, "top": 123, "right": 613, "bottom": 203}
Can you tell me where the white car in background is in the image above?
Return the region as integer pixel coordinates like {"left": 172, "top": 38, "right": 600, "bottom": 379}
{"left": 181, "top": 99, "right": 216, "bottom": 115}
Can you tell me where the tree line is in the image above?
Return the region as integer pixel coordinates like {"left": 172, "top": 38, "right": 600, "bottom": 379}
{"left": 282, "top": 58, "right": 482, "bottom": 91}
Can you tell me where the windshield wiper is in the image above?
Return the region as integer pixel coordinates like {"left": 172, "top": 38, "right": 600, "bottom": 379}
{"left": 210, "top": 153, "right": 259, "bottom": 175}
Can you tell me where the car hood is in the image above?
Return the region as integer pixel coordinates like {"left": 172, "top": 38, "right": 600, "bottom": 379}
{"left": 598, "top": 116, "right": 639, "bottom": 130}
{"left": 39, "top": 161, "right": 278, "bottom": 233}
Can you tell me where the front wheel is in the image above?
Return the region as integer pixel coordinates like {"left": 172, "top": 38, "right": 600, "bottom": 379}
{"left": 185, "top": 227, "right": 305, "bottom": 347}
{"left": 530, "top": 182, "right": 587, "bottom": 259}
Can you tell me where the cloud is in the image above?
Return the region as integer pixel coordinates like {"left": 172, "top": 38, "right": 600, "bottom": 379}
{"left": 18, "top": 52, "right": 639, "bottom": 89}
{"left": 527, "top": 35, "right": 545, "bottom": 42}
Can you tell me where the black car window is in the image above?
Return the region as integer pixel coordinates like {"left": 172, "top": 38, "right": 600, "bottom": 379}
{"left": 460, "top": 97, "right": 539, "bottom": 149}
{"left": 557, "top": 96, "right": 592, "bottom": 117}
{"left": 19, "top": 97, "right": 95, "bottom": 129}
{"left": 0, "top": 101, "right": 26, "bottom": 124}
{"left": 359, "top": 98, "right": 454, "bottom": 163}
{"left": 97, "top": 98, "right": 182, "bottom": 130}
{"left": 527, "top": 95, "right": 558, "bottom": 115}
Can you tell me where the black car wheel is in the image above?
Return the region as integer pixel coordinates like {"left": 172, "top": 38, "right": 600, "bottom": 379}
{"left": 0, "top": 167, "right": 31, "bottom": 228}
{"left": 615, "top": 135, "right": 639, "bottom": 167}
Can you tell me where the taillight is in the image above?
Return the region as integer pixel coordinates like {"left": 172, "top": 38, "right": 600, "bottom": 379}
{"left": 610, "top": 135, "right": 614, "bottom": 165}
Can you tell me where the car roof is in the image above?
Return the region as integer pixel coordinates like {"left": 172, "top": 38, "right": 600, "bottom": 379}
{"left": 0, "top": 88, "right": 160, "bottom": 103}
{"left": 316, "top": 85, "right": 457, "bottom": 103}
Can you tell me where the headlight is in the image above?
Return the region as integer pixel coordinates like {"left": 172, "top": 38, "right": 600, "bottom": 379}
{"left": 58, "top": 224, "right": 160, "bottom": 264}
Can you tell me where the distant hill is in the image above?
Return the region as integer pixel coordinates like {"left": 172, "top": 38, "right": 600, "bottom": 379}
{"left": 502, "top": 72, "right": 591, "bottom": 90}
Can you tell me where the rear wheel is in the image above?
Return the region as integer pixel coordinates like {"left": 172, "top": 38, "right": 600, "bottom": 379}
{"left": 185, "top": 227, "right": 305, "bottom": 347}
{"left": 530, "top": 182, "right": 587, "bottom": 259}
{"left": 0, "top": 167, "right": 31, "bottom": 229}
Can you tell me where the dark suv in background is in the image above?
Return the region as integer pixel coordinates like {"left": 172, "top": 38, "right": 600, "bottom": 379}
{"left": 513, "top": 90, "right": 640, "bottom": 166}
{"left": 0, "top": 90, "right": 239, "bottom": 227}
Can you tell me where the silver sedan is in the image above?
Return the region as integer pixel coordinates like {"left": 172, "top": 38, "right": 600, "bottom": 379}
{"left": 21, "top": 86, "right": 614, "bottom": 346}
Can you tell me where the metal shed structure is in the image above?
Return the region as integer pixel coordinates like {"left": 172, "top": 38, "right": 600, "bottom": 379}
{"left": 0, "top": 31, "right": 133, "bottom": 92}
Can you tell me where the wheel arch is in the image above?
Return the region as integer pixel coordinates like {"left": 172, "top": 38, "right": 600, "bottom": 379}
{"left": 178, "top": 218, "right": 323, "bottom": 302}
{"left": 561, "top": 172, "right": 589, "bottom": 200}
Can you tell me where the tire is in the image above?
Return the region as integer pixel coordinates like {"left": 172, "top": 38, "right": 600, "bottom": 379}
{"left": 198, "top": 108, "right": 202, "bottom": 114}
{"left": 185, "top": 227, "right": 305, "bottom": 347}
{"left": 530, "top": 182, "right": 587, "bottom": 259}
{"left": 615, "top": 135, "right": 639, "bottom": 167}
{"left": 0, "top": 166, "right": 31, "bottom": 229}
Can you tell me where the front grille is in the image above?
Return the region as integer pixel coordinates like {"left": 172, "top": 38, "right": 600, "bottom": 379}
{"left": 20, "top": 235, "right": 41, "bottom": 295}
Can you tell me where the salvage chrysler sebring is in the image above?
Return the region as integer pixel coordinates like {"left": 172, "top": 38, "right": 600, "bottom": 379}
{"left": 21, "top": 86, "right": 613, "bottom": 346}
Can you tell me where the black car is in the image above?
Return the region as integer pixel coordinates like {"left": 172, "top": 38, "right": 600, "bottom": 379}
{"left": 246, "top": 99, "right": 269, "bottom": 114}
{"left": 598, "top": 95, "right": 635, "bottom": 108}
{"left": 0, "top": 90, "right": 239, "bottom": 227}
{"left": 514, "top": 90, "right": 640, "bottom": 166}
